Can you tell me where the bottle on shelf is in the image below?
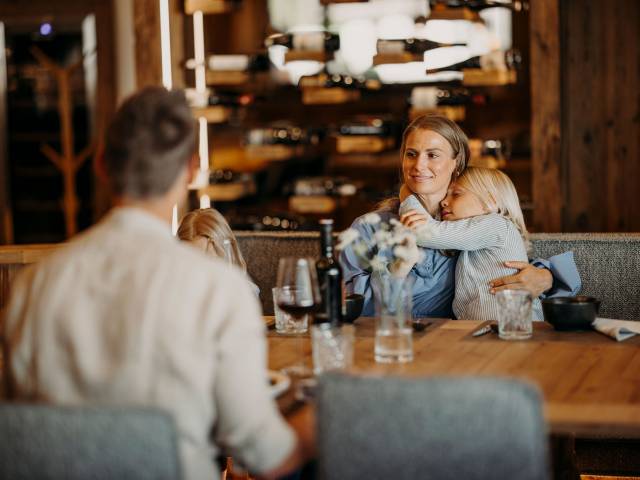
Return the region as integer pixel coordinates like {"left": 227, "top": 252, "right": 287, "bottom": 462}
{"left": 428, "top": 0, "right": 527, "bottom": 12}
{"left": 410, "top": 87, "right": 488, "bottom": 109}
{"left": 265, "top": 32, "right": 340, "bottom": 53}
{"left": 376, "top": 38, "right": 466, "bottom": 55}
{"left": 425, "top": 49, "right": 521, "bottom": 74}
{"left": 315, "top": 219, "right": 343, "bottom": 325}
{"left": 298, "top": 72, "right": 381, "bottom": 91}
{"left": 184, "top": 53, "right": 269, "bottom": 72}
{"left": 245, "top": 125, "right": 321, "bottom": 147}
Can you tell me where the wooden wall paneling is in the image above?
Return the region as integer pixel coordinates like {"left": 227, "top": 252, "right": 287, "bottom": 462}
{"left": 169, "top": 0, "right": 186, "bottom": 89}
{"left": 93, "top": 0, "right": 117, "bottom": 220}
{"left": 605, "top": 1, "right": 640, "bottom": 231}
{"left": 134, "top": 0, "right": 163, "bottom": 88}
{"left": 204, "top": 0, "right": 271, "bottom": 55}
{"left": 561, "top": 0, "right": 639, "bottom": 232}
{"left": 563, "top": 0, "right": 608, "bottom": 232}
{"left": 530, "top": 0, "right": 563, "bottom": 232}
{"left": 0, "top": 21, "right": 14, "bottom": 245}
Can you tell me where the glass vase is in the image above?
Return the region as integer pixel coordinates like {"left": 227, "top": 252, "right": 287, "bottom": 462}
{"left": 371, "top": 271, "right": 414, "bottom": 363}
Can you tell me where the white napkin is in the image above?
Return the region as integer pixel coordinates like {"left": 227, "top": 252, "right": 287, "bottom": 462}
{"left": 592, "top": 317, "right": 640, "bottom": 341}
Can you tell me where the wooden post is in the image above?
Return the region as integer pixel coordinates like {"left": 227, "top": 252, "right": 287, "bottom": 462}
{"left": 134, "top": 0, "right": 163, "bottom": 88}
{"left": 31, "top": 47, "right": 93, "bottom": 239}
{"left": 530, "top": 0, "right": 563, "bottom": 232}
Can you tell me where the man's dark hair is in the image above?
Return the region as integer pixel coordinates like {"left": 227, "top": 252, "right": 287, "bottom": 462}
{"left": 103, "top": 87, "right": 196, "bottom": 198}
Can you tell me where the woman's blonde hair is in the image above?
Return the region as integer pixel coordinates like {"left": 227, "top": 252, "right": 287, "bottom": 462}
{"left": 456, "top": 166, "right": 530, "bottom": 248}
{"left": 378, "top": 114, "right": 470, "bottom": 212}
{"left": 177, "top": 208, "right": 248, "bottom": 271}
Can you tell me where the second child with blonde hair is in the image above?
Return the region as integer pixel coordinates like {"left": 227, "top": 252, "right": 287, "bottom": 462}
{"left": 400, "top": 166, "right": 542, "bottom": 321}
{"left": 177, "top": 208, "right": 260, "bottom": 295}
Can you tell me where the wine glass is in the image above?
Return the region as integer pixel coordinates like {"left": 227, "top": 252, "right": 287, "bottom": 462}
{"left": 275, "top": 257, "right": 321, "bottom": 376}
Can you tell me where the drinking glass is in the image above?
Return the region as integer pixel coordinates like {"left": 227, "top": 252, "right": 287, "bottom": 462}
{"left": 311, "top": 324, "right": 355, "bottom": 375}
{"left": 275, "top": 257, "right": 321, "bottom": 375}
{"left": 497, "top": 289, "right": 533, "bottom": 340}
{"left": 272, "top": 286, "right": 309, "bottom": 334}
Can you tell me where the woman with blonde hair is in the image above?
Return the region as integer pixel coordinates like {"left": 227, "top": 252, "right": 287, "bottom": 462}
{"left": 178, "top": 208, "right": 259, "bottom": 294}
{"left": 400, "top": 166, "right": 542, "bottom": 320}
{"left": 339, "top": 114, "right": 580, "bottom": 318}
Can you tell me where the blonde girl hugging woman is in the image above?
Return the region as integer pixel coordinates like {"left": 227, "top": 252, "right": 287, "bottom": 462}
{"left": 399, "top": 166, "right": 543, "bottom": 321}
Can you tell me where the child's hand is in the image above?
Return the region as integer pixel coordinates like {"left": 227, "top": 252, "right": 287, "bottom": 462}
{"left": 399, "top": 184, "right": 411, "bottom": 202}
{"left": 400, "top": 210, "right": 430, "bottom": 231}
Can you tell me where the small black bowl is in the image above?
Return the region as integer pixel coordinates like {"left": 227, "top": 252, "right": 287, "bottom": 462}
{"left": 342, "top": 294, "right": 364, "bottom": 323}
{"left": 541, "top": 296, "right": 601, "bottom": 331}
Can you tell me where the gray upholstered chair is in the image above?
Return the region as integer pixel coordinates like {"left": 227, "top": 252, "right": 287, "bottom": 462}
{"left": 0, "top": 404, "right": 181, "bottom": 480}
{"left": 317, "top": 373, "right": 549, "bottom": 480}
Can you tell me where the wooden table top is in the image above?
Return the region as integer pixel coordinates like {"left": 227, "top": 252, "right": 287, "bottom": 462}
{"left": 267, "top": 318, "right": 640, "bottom": 438}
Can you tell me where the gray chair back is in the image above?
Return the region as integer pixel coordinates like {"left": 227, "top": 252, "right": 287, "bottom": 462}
{"left": 0, "top": 404, "right": 181, "bottom": 480}
{"left": 236, "top": 231, "right": 319, "bottom": 314}
{"left": 317, "top": 373, "right": 549, "bottom": 480}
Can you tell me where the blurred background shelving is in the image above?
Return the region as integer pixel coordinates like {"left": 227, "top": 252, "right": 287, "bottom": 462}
{"left": 175, "top": 0, "right": 530, "bottom": 232}
{"left": 0, "top": 0, "right": 637, "bottom": 243}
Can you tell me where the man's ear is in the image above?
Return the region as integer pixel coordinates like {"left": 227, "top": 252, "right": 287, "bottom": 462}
{"left": 94, "top": 139, "right": 108, "bottom": 185}
{"left": 187, "top": 153, "right": 199, "bottom": 184}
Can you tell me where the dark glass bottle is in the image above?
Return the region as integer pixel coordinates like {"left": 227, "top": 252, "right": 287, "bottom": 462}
{"left": 315, "top": 219, "right": 343, "bottom": 324}
{"left": 426, "top": 49, "right": 520, "bottom": 74}
{"left": 429, "top": 0, "right": 526, "bottom": 12}
{"left": 377, "top": 38, "right": 465, "bottom": 55}
{"left": 265, "top": 32, "right": 340, "bottom": 52}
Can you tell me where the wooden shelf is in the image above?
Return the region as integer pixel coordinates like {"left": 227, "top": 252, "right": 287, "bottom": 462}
{"left": 284, "top": 50, "right": 333, "bottom": 63}
{"left": 428, "top": 6, "right": 482, "bottom": 22}
{"left": 301, "top": 87, "right": 360, "bottom": 105}
{"left": 191, "top": 106, "right": 231, "bottom": 124}
{"left": 462, "top": 69, "right": 517, "bottom": 86}
{"left": 184, "top": 0, "right": 239, "bottom": 14}
{"left": 198, "top": 180, "right": 256, "bottom": 202}
{"left": 409, "top": 106, "right": 465, "bottom": 122}
{"left": 372, "top": 52, "right": 421, "bottom": 66}
{"left": 331, "top": 135, "right": 395, "bottom": 154}
{"left": 289, "top": 195, "right": 336, "bottom": 214}
{"left": 206, "top": 70, "right": 249, "bottom": 86}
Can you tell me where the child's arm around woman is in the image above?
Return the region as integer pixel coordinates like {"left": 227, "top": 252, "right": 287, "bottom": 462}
{"left": 399, "top": 194, "right": 512, "bottom": 252}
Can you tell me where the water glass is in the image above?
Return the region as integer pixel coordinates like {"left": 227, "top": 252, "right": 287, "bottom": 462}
{"left": 497, "top": 289, "right": 533, "bottom": 340}
{"left": 273, "top": 286, "right": 309, "bottom": 334}
{"left": 311, "top": 324, "right": 355, "bottom": 375}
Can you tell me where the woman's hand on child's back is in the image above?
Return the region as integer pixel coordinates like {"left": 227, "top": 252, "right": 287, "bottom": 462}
{"left": 489, "top": 261, "right": 553, "bottom": 298}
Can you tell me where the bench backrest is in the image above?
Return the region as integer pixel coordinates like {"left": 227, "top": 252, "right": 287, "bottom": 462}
{"left": 238, "top": 232, "right": 640, "bottom": 320}
{"left": 2, "top": 233, "right": 639, "bottom": 320}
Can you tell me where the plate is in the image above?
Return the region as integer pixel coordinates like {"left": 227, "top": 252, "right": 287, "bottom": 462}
{"left": 267, "top": 370, "right": 291, "bottom": 398}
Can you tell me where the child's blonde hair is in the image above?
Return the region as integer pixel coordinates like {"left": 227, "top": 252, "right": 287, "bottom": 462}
{"left": 455, "top": 167, "right": 530, "bottom": 248}
{"left": 177, "top": 208, "right": 248, "bottom": 271}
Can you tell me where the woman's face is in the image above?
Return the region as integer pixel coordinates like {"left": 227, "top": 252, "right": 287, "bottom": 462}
{"left": 402, "top": 129, "right": 458, "bottom": 199}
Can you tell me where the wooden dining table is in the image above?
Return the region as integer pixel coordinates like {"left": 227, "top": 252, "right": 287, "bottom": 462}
{"left": 267, "top": 317, "right": 640, "bottom": 438}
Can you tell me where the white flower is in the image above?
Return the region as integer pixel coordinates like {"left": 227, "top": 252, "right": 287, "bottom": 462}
{"left": 369, "top": 254, "right": 387, "bottom": 272}
{"left": 373, "top": 229, "right": 392, "bottom": 248}
{"left": 353, "top": 242, "right": 369, "bottom": 257}
{"left": 362, "top": 212, "right": 381, "bottom": 225}
{"left": 336, "top": 228, "right": 360, "bottom": 250}
{"left": 393, "top": 242, "right": 423, "bottom": 265}
{"left": 338, "top": 215, "right": 423, "bottom": 273}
